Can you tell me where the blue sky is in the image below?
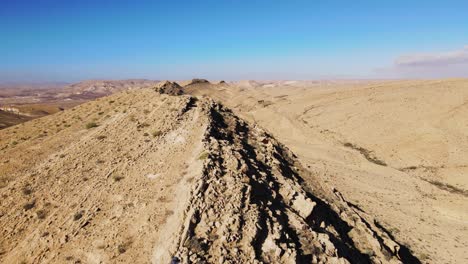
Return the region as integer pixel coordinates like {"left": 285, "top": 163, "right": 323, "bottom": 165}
{"left": 1, "top": 0, "right": 468, "bottom": 82}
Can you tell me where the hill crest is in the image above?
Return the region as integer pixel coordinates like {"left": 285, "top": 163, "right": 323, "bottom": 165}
{"left": 0, "top": 88, "right": 418, "bottom": 263}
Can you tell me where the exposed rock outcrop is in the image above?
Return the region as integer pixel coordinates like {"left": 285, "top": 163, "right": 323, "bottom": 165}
{"left": 167, "top": 99, "right": 420, "bottom": 263}
{"left": 154, "top": 81, "right": 184, "bottom": 95}
{"left": 0, "top": 88, "right": 420, "bottom": 264}
{"left": 185, "top": 79, "right": 210, "bottom": 86}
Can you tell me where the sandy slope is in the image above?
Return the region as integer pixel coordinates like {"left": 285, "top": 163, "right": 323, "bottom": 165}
{"left": 186, "top": 79, "right": 468, "bottom": 264}
{"left": 0, "top": 86, "right": 420, "bottom": 263}
{"left": 0, "top": 89, "right": 207, "bottom": 263}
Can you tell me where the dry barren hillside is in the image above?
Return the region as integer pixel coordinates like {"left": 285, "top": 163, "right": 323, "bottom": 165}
{"left": 186, "top": 79, "right": 468, "bottom": 264}
{"left": 0, "top": 85, "right": 419, "bottom": 263}
{"left": 0, "top": 79, "right": 161, "bottom": 130}
{"left": 62, "top": 79, "right": 160, "bottom": 98}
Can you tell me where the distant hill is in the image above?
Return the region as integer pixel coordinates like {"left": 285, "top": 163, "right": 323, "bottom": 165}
{"left": 61, "top": 79, "right": 160, "bottom": 97}
{"left": 0, "top": 79, "right": 160, "bottom": 129}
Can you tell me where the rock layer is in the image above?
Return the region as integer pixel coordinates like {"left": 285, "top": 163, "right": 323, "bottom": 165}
{"left": 168, "top": 100, "right": 420, "bottom": 263}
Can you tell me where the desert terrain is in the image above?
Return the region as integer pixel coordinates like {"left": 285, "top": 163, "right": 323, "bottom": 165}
{"left": 187, "top": 79, "right": 468, "bottom": 263}
{"left": 0, "top": 79, "right": 467, "bottom": 263}
{"left": 0, "top": 80, "right": 159, "bottom": 129}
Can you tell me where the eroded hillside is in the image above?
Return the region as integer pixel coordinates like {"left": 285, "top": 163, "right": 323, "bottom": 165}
{"left": 186, "top": 79, "right": 468, "bottom": 264}
{"left": 0, "top": 86, "right": 418, "bottom": 263}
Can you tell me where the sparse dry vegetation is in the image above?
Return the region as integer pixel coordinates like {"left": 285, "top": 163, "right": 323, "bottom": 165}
{"left": 73, "top": 211, "right": 84, "bottom": 221}
{"left": 36, "top": 210, "right": 47, "bottom": 219}
{"left": 137, "top": 122, "right": 150, "bottom": 129}
{"left": 198, "top": 152, "right": 209, "bottom": 160}
{"left": 117, "top": 241, "right": 132, "bottom": 255}
{"left": 112, "top": 174, "right": 124, "bottom": 182}
{"left": 85, "top": 122, "right": 98, "bottom": 129}
{"left": 152, "top": 130, "right": 162, "bottom": 137}
{"left": 343, "top": 142, "right": 387, "bottom": 166}
{"left": 426, "top": 180, "right": 468, "bottom": 197}
{"left": 23, "top": 200, "right": 35, "bottom": 211}
{"left": 22, "top": 186, "right": 32, "bottom": 195}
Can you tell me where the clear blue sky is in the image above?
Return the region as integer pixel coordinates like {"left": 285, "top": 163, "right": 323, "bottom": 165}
{"left": 2, "top": 0, "right": 468, "bottom": 82}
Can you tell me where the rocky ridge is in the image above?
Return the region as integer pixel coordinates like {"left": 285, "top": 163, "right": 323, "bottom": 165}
{"left": 157, "top": 96, "right": 420, "bottom": 263}
{"left": 0, "top": 85, "right": 420, "bottom": 263}
{"left": 154, "top": 81, "right": 184, "bottom": 96}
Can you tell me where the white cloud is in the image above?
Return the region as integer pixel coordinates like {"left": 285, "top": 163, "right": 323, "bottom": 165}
{"left": 373, "top": 45, "right": 468, "bottom": 78}
{"left": 395, "top": 45, "right": 468, "bottom": 67}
